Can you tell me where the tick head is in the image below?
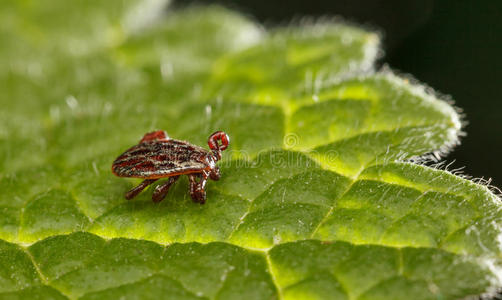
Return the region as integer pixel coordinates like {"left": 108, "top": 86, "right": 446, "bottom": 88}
{"left": 208, "top": 131, "right": 230, "bottom": 152}
{"left": 208, "top": 131, "right": 229, "bottom": 162}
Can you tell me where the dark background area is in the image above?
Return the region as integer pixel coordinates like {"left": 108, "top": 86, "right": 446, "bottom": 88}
{"left": 175, "top": 0, "right": 502, "bottom": 189}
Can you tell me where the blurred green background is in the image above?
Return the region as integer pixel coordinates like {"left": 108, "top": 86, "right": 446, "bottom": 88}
{"left": 179, "top": 0, "right": 502, "bottom": 188}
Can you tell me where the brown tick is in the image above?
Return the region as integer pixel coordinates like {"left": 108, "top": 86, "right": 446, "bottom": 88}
{"left": 112, "top": 130, "right": 229, "bottom": 204}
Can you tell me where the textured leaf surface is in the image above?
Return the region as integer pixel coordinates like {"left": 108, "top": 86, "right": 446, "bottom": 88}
{"left": 1, "top": 1, "right": 501, "bottom": 299}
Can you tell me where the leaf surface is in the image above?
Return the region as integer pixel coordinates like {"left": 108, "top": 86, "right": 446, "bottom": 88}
{"left": 0, "top": 1, "right": 501, "bottom": 299}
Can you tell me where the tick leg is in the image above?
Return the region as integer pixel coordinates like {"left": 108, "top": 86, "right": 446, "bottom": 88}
{"left": 125, "top": 179, "right": 157, "bottom": 200}
{"left": 197, "top": 171, "right": 209, "bottom": 204}
{"left": 188, "top": 174, "right": 200, "bottom": 202}
{"left": 188, "top": 171, "right": 209, "bottom": 204}
{"left": 140, "top": 130, "right": 169, "bottom": 143}
{"left": 152, "top": 176, "right": 180, "bottom": 203}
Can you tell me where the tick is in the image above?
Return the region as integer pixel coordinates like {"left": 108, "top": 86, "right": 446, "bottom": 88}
{"left": 112, "top": 130, "right": 229, "bottom": 204}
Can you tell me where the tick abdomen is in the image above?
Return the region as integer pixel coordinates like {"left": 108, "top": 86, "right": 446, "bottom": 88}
{"left": 112, "top": 140, "right": 209, "bottom": 178}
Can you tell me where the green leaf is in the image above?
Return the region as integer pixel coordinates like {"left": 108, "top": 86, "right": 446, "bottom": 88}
{"left": 0, "top": 1, "right": 501, "bottom": 299}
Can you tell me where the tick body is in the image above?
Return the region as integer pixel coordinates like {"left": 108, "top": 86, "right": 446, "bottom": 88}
{"left": 112, "top": 130, "right": 229, "bottom": 204}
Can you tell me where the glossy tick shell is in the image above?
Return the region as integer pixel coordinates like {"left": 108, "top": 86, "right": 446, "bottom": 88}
{"left": 112, "top": 130, "right": 229, "bottom": 204}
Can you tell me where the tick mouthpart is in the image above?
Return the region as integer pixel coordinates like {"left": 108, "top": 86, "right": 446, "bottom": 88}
{"left": 208, "top": 131, "right": 230, "bottom": 161}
